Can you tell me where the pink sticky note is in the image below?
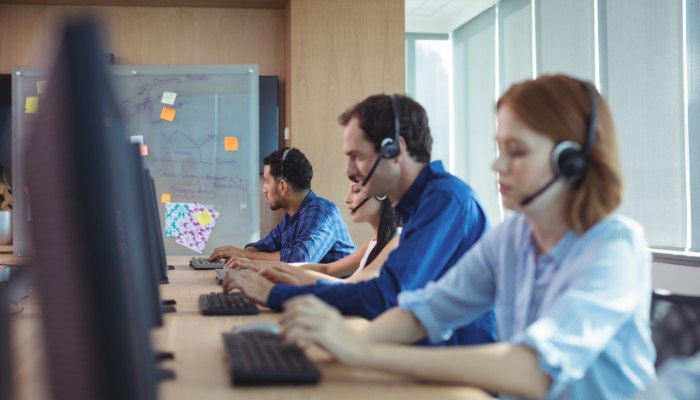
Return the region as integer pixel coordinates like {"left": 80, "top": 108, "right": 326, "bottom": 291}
{"left": 140, "top": 145, "right": 148, "bottom": 156}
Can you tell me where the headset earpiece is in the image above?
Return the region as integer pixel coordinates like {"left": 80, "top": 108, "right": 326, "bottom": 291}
{"left": 551, "top": 141, "right": 585, "bottom": 181}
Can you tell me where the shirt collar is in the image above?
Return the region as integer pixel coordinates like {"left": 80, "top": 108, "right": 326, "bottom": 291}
{"left": 395, "top": 161, "right": 445, "bottom": 222}
{"left": 287, "top": 190, "right": 316, "bottom": 222}
{"left": 549, "top": 229, "right": 579, "bottom": 264}
{"left": 521, "top": 219, "right": 579, "bottom": 265}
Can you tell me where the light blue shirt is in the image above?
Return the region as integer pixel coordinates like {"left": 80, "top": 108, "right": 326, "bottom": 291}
{"left": 634, "top": 351, "right": 700, "bottom": 400}
{"left": 398, "top": 213, "right": 656, "bottom": 400}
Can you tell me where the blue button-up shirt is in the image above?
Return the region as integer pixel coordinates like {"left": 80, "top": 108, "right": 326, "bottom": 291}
{"left": 268, "top": 161, "right": 497, "bottom": 347}
{"left": 246, "top": 190, "right": 356, "bottom": 263}
{"left": 635, "top": 351, "right": 700, "bottom": 400}
{"left": 399, "top": 213, "right": 656, "bottom": 400}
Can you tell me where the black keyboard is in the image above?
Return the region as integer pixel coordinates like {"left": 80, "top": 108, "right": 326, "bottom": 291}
{"left": 199, "top": 292, "right": 260, "bottom": 315}
{"left": 190, "top": 257, "right": 226, "bottom": 270}
{"left": 222, "top": 331, "right": 321, "bottom": 385}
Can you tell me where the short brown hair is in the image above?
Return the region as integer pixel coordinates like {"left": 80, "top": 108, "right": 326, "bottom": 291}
{"left": 497, "top": 75, "right": 623, "bottom": 233}
{"left": 338, "top": 94, "right": 432, "bottom": 163}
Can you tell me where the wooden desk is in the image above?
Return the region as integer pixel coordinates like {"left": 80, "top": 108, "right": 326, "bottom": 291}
{"left": 9, "top": 256, "right": 492, "bottom": 400}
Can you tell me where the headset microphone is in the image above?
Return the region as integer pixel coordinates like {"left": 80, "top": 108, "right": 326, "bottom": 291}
{"left": 351, "top": 95, "right": 401, "bottom": 213}
{"left": 518, "top": 81, "right": 599, "bottom": 207}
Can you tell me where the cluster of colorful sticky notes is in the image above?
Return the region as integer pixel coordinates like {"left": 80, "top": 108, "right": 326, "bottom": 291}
{"left": 161, "top": 91, "right": 177, "bottom": 105}
{"left": 161, "top": 193, "right": 172, "bottom": 203}
{"left": 37, "top": 80, "right": 48, "bottom": 94}
{"left": 176, "top": 203, "right": 219, "bottom": 254}
{"left": 160, "top": 107, "right": 176, "bottom": 121}
{"left": 25, "top": 97, "right": 38, "bottom": 114}
{"left": 225, "top": 137, "right": 238, "bottom": 151}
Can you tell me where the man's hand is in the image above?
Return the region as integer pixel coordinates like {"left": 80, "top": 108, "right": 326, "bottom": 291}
{"left": 208, "top": 246, "right": 248, "bottom": 262}
{"left": 279, "top": 295, "right": 368, "bottom": 364}
{"left": 222, "top": 269, "right": 275, "bottom": 306}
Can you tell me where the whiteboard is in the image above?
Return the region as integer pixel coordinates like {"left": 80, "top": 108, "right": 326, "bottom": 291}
{"left": 13, "top": 64, "right": 260, "bottom": 256}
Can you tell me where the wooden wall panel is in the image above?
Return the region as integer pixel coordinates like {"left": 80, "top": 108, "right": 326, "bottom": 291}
{"left": 0, "top": 4, "right": 286, "bottom": 236}
{"left": 287, "top": 0, "right": 405, "bottom": 246}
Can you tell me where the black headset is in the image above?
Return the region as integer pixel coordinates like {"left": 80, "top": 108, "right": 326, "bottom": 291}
{"left": 520, "top": 81, "right": 599, "bottom": 206}
{"left": 350, "top": 94, "right": 400, "bottom": 213}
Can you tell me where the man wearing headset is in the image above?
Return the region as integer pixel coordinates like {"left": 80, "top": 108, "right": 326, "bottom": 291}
{"left": 209, "top": 147, "right": 356, "bottom": 263}
{"left": 224, "top": 94, "right": 496, "bottom": 347}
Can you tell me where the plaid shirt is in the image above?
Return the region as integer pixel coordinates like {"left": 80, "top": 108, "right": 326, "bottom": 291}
{"left": 246, "top": 190, "right": 356, "bottom": 263}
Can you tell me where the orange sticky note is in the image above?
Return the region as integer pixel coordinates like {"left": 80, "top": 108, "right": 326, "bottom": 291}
{"left": 196, "top": 209, "right": 213, "bottom": 226}
{"left": 161, "top": 193, "right": 171, "bottom": 203}
{"left": 225, "top": 137, "right": 238, "bottom": 151}
{"left": 140, "top": 145, "right": 148, "bottom": 156}
{"left": 160, "top": 106, "right": 176, "bottom": 121}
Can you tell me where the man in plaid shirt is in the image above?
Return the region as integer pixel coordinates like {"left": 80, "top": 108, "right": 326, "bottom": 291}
{"left": 209, "top": 147, "right": 355, "bottom": 263}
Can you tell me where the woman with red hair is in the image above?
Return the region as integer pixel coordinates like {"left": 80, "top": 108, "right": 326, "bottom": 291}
{"left": 277, "top": 75, "right": 656, "bottom": 400}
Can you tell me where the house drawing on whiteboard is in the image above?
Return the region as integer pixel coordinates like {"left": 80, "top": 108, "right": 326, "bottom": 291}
{"left": 160, "top": 131, "right": 201, "bottom": 162}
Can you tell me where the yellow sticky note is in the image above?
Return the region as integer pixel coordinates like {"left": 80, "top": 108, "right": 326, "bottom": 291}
{"left": 140, "top": 145, "right": 148, "bottom": 156}
{"left": 25, "top": 97, "right": 38, "bottom": 113}
{"left": 160, "top": 107, "right": 176, "bottom": 121}
{"left": 225, "top": 137, "right": 238, "bottom": 151}
{"left": 196, "top": 209, "right": 213, "bottom": 226}
{"left": 26, "top": 97, "right": 38, "bottom": 108}
{"left": 37, "top": 81, "right": 47, "bottom": 94}
{"left": 161, "top": 193, "right": 171, "bottom": 203}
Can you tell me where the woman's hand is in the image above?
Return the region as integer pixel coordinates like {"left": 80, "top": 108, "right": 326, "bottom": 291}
{"left": 259, "top": 267, "right": 319, "bottom": 286}
{"left": 279, "top": 295, "right": 368, "bottom": 365}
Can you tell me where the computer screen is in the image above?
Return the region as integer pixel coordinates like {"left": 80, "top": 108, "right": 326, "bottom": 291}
{"left": 24, "top": 20, "right": 158, "bottom": 400}
{"left": 142, "top": 169, "right": 169, "bottom": 284}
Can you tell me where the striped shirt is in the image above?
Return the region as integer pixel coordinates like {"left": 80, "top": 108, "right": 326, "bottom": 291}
{"left": 246, "top": 190, "right": 356, "bottom": 263}
{"left": 398, "top": 213, "right": 656, "bottom": 400}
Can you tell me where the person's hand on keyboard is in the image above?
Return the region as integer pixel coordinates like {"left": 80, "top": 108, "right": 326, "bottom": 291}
{"left": 259, "top": 267, "right": 317, "bottom": 286}
{"left": 279, "top": 295, "right": 368, "bottom": 365}
{"left": 224, "top": 257, "right": 274, "bottom": 271}
{"left": 222, "top": 269, "right": 274, "bottom": 306}
{"left": 209, "top": 245, "right": 248, "bottom": 262}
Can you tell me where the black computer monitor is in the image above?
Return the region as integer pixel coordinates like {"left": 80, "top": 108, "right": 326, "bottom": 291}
{"left": 141, "top": 169, "right": 169, "bottom": 284}
{"left": 24, "top": 20, "right": 157, "bottom": 400}
{"left": 128, "top": 144, "right": 166, "bottom": 329}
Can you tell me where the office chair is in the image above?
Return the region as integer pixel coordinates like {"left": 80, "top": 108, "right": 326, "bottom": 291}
{"left": 650, "top": 289, "right": 700, "bottom": 368}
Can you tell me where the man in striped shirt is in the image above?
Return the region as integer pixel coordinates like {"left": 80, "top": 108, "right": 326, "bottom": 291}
{"left": 209, "top": 147, "right": 356, "bottom": 264}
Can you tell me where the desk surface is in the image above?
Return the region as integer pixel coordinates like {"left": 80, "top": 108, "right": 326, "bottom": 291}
{"left": 8, "top": 255, "right": 492, "bottom": 400}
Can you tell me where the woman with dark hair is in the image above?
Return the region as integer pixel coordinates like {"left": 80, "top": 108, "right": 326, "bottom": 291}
{"left": 276, "top": 75, "right": 656, "bottom": 400}
{"left": 225, "top": 181, "right": 402, "bottom": 285}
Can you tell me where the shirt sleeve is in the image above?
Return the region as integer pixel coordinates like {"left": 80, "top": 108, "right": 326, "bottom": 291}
{"left": 280, "top": 203, "right": 336, "bottom": 263}
{"left": 268, "top": 191, "right": 488, "bottom": 319}
{"left": 245, "top": 223, "right": 282, "bottom": 253}
{"left": 512, "top": 224, "right": 651, "bottom": 399}
{"left": 397, "top": 231, "right": 498, "bottom": 343}
{"left": 635, "top": 351, "right": 700, "bottom": 400}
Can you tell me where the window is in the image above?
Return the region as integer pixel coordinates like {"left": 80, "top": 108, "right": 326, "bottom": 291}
{"left": 406, "top": 33, "right": 451, "bottom": 172}
{"left": 449, "top": 0, "right": 699, "bottom": 253}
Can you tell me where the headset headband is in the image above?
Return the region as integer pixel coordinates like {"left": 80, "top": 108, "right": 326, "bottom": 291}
{"left": 278, "top": 148, "right": 291, "bottom": 182}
